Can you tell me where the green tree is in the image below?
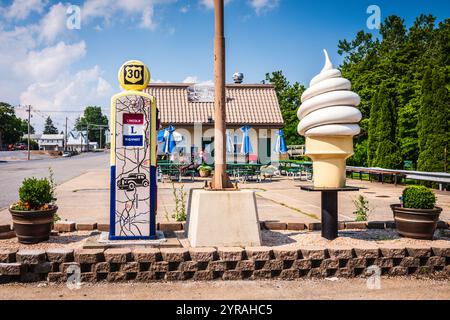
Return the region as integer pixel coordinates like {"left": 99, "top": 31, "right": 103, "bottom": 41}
{"left": 75, "top": 106, "right": 108, "bottom": 147}
{"left": 338, "top": 14, "right": 450, "bottom": 170}
{"left": 417, "top": 67, "right": 449, "bottom": 172}
{"left": 20, "top": 119, "right": 35, "bottom": 135}
{"left": 0, "top": 102, "right": 24, "bottom": 149}
{"left": 371, "top": 83, "right": 402, "bottom": 168}
{"left": 367, "top": 90, "right": 381, "bottom": 165}
{"left": 264, "top": 71, "right": 305, "bottom": 146}
{"left": 43, "top": 116, "right": 58, "bottom": 134}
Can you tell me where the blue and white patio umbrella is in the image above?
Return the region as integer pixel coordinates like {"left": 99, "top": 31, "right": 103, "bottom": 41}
{"left": 274, "top": 129, "right": 288, "bottom": 153}
{"left": 226, "top": 130, "right": 234, "bottom": 153}
{"left": 240, "top": 125, "right": 253, "bottom": 155}
{"left": 158, "top": 125, "right": 177, "bottom": 154}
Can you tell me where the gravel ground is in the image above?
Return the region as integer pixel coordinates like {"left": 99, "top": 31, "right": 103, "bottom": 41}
{"left": 0, "top": 231, "right": 96, "bottom": 250}
{"left": 0, "top": 228, "right": 449, "bottom": 250}
{"left": 261, "top": 228, "right": 450, "bottom": 248}
{"left": 0, "top": 278, "right": 448, "bottom": 300}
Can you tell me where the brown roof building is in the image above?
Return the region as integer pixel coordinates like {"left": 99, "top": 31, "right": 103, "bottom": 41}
{"left": 145, "top": 83, "right": 284, "bottom": 163}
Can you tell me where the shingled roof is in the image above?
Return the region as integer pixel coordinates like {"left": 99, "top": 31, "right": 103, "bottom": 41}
{"left": 144, "top": 83, "right": 284, "bottom": 127}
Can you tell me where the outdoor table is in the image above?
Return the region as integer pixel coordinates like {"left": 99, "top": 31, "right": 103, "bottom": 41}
{"left": 226, "top": 163, "right": 261, "bottom": 182}
{"left": 158, "top": 162, "right": 192, "bottom": 182}
{"left": 300, "top": 186, "right": 359, "bottom": 240}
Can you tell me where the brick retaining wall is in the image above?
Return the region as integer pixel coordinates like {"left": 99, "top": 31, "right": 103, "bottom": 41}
{"left": 1, "top": 245, "right": 449, "bottom": 283}
{"left": 2, "top": 220, "right": 449, "bottom": 238}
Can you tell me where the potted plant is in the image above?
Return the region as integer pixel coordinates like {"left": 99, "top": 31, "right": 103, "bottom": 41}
{"left": 197, "top": 165, "right": 212, "bottom": 178}
{"left": 9, "top": 170, "right": 58, "bottom": 244}
{"left": 391, "top": 185, "right": 442, "bottom": 240}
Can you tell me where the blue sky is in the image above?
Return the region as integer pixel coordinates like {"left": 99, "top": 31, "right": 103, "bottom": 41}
{"left": 1, "top": 0, "right": 449, "bottom": 131}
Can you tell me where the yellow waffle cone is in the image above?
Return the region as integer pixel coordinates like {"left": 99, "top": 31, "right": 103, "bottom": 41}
{"left": 305, "top": 136, "right": 354, "bottom": 188}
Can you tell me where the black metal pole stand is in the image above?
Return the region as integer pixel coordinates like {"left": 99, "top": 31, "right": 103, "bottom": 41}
{"left": 321, "top": 190, "right": 338, "bottom": 240}
{"left": 301, "top": 186, "right": 359, "bottom": 240}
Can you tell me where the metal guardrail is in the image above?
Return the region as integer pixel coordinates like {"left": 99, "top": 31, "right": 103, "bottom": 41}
{"left": 347, "top": 166, "right": 450, "bottom": 184}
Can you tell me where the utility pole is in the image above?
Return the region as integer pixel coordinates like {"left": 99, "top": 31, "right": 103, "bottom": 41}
{"left": 86, "top": 124, "right": 89, "bottom": 152}
{"left": 65, "top": 117, "right": 68, "bottom": 152}
{"left": 99, "top": 126, "right": 102, "bottom": 149}
{"left": 27, "top": 105, "right": 31, "bottom": 161}
{"left": 211, "top": 0, "right": 233, "bottom": 190}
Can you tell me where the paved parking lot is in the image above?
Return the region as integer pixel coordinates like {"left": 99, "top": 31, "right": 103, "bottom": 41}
{"left": 1, "top": 157, "right": 448, "bottom": 225}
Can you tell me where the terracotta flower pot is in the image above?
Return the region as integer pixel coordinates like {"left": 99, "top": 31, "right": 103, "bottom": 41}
{"left": 391, "top": 204, "right": 442, "bottom": 240}
{"left": 9, "top": 205, "right": 58, "bottom": 244}
{"left": 199, "top": 170, "right": 211, "bottom": 178}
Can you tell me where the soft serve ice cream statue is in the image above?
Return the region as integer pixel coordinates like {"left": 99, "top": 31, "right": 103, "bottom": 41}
{"left": 297, "top": 49, "right": 362, "bottom": 188}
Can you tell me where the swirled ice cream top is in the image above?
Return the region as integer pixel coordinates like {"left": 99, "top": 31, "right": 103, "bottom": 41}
{"left": 297, "top": 49, "right": 361, "bottom": 137}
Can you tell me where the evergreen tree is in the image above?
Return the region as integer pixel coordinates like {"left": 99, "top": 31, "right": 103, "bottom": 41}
{"left": 417, "top": 67, "right": 449, "bottom": 172}
{"left": 43, "top": 116, "right": 58, "bottom": 134}
{"left": 371, "top": 82, "right": 402, "bottom": 168}
{"left": 367, "top": 90, "right": 381, "bottom": 166}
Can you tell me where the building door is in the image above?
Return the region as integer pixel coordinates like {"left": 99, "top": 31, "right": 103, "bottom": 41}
{"left": 258, "top": 138, "right": 271, "bottom": 164}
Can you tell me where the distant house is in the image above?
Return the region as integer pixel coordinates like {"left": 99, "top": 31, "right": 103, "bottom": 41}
{"left": 67, "top": 131, "right": 88, "bottom": 152}
{"left": 22, "top": 134, "right": 42, "bottom": 142}
{"left": 38, "top": 134, "right": 64, "bottom": 151}
{"left": 145, "top": 83, "right": 284, "bottom": 163}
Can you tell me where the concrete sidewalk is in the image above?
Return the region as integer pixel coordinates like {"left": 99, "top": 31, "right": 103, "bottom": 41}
{"left": 0, "top": 169, "right": 449, "bottom": 226}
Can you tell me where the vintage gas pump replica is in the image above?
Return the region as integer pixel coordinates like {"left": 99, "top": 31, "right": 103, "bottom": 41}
{"left": 109, "top": 60, "right": 157, "bottom": 240}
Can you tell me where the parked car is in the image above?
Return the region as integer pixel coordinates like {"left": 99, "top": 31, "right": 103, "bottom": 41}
{"left": 14, "top": 143, "right": 27, "bottom": 150}
{"left": 117, "top": 173, "right": 149, "bottom": 191}
{"left": 62, "top": 151, "right": 72, "bottom": 157}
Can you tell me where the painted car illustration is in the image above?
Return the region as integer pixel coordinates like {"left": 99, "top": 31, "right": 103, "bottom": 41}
{"left": 117, "top": 173, "right": 149, "bottom": 191}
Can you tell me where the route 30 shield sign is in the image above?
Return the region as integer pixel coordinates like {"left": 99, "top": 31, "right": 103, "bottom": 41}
{"left": 118, "top": 60, "right": 150, "bottom": 91}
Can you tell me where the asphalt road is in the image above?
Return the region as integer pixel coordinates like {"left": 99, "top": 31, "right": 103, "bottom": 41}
{"left": 0, "top": 152, "right": 109, "bottom": 210}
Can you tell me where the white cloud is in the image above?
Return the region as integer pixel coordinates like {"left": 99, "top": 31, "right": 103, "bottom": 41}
{"left": 0, "top": 0, "right": 179, "bottom": 132}
{"left": 0, "top": 25, "right": 40, "bottom": 102}
{"left": 20, "top": 65, "right": 113, "bottom": 109}
{"left": 183, "top": 76, "right": 198, "bottom": 83}
{"left": 81, "top": 0, "right": 177, "bottom": 30}
{"left": 140, "top": 6, "right": 156, "bottom": 30}
{"left": 39, "top": 2, "right": 69, "bottom": 42}
{"left": 183, "top": 76, "right": 213, "bottom": 86}
{"left": 249, "top": 0, "right": 279, "bottom": 15}
{"left": 19, "top": 66, "right": 113, "bottom": 131}
{"left": 200, "top": 0, "right": 232, "bottom": 10}
{"left": 16, "top": 41, "right": 86, "bottom": 81}
{"left": 2, "top": 0, "right": 47, "bottom": 20}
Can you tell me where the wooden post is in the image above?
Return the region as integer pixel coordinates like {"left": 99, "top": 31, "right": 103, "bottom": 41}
{"left": 211, "top": 0, "right": 233, "bottom": 190}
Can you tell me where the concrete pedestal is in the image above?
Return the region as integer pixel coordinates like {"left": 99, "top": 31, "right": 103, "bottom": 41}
{"left": 187, "top": 189, "right": 262, "bottom": 247}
